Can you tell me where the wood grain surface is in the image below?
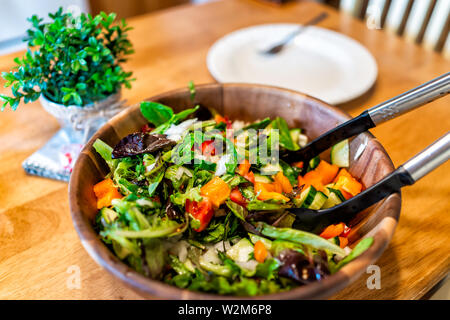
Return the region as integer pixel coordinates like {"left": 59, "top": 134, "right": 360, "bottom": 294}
{"left": 0, "top": 0, "right": 449, "bottom": 300}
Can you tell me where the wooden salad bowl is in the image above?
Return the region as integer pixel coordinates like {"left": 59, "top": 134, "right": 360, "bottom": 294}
{"left": 69, "top": 84, "right": 401, "bottom": 299}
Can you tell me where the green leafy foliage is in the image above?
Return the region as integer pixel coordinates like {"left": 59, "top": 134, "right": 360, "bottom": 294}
{"left": 330, "top": 237, "right": 374, "bottom": 273}
{"left": 279, "top": 159, "right": 298, "bottom": 186}
{"left": 270, "top": 117, "right": 300, "bottom": 151}
{"left": 188, "top": 80, "right": 196, "bottom": 101}
{"left": 167, "top": 268, "right": 286, "bottom": 296}
{"left": 257, "top": 222, "right": 346, "bottom": 256}
{"left": 225, "top": 200, "right": 247, "bottom": 221}
{"left": 246, "top": 199, "right": 290, "bottom": 211}
{"left": 140, "top": 101, "right": 199, "bottom": 133}
{"left": 1, "top": 8, "right": 134, "bottom": 110}
{"left": 93, "top": 138, "right": 118, "bottom": 170}
{"left": 92, "top": 99, "right": 374, "bottom": 296}
{"left": 242, "top": 117, "right": 271, "bottom": 131}
{"left": 255, "top": 258, "right": 281, "bottom": 280}
{"left": 140, "top": 102, "right": 173, "bottom": 126}
{"left": 198, "top": 213, "right": 239, "bottom": 244}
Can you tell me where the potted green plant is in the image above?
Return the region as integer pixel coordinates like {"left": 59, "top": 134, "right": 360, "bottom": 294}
{"left": 0, "top": 8, "right": 134, "bottom": 135}
{"left": 0, "top": 8, "right": 135, "bottom": 181}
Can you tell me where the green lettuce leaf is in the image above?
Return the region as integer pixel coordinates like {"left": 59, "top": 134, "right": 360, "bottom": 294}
{"left": 111, "top": 218, "right": 181, "bottom": 238}
{"left": 144, "top": 239, "right": 166, "bottom": 279}
{"left": 331, "top": 237, "right": 374, "bottom": 273}
{"left": 257, "top": 222, "right": 346, "bottom": 256}
{"left": 170, "top": 186, "right": 203, "bottom": 207}
{"left": 225, "top": 200, "right": 247, "bottom": 221}
{"left": 247, "top": 199, "right": 289, "bottom": 211}
{"left": 165, "top": 165, "right": 193, "bottom": 191}
{"left": 140, "top": 101, "right": 174, "bottom": 126}
{"left": 172, "top": 105, "right": 199, "bottom": 124}
{"left": 168, "top": 254, "right": 192, "bottom": 275}
{"left": 270, "top": 239, "right": 305, "bottom": 256}
{"left": 243, "top": 118, "right": 271, "bottom": 131}
{"left": 270, "top": 117, "right": 299, "bottom": 151}
{"left": 279, "top": 159, "right": 298, "bottom": 186}
{"left": 93, "top": 139, "right": 117, "bottom": 170}
{"left": 255, "top": 258, "right": 281, "bottom": 280}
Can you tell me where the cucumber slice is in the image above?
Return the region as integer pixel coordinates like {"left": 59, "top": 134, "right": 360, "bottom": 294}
{"left": 324, "top": 183, "right": 336, "bottom": 190}
{"left": 293, "top": 186, "right": 317, "bottom": 207}
{"left": 322, "top": 192, "right": 342, "bottom": 209}
{"left": 227, "top": 238, "right": 254, "bottom": 263}
{"left": 307, "top": 156, "right": 320, "bottom": 171}
{"left": 322, "top": 185, "right": 333, "bottom": 197}
{"left": 100, "top": 207, "right": 118, "bottom": 224}
{"left": 254, "top": 173, "right": 273, "bottom": 183}
{"left": 308, "top": 191, "right": 328, "bottom": 210}
{"left": 331, "top": 139, "right": 350, "bottom": 167}
{"left": 328, "top": 188, "right": 346, "bottom": 202}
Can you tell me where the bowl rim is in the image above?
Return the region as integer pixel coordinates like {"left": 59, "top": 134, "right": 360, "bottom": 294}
{"left": 69, "top": 83, "right": 400, "bottom": 299}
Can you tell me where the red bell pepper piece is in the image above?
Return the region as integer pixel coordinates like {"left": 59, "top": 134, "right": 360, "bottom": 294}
{"left": 141, "top": 124, "right": 153, "bottom": 133}
{"left": 185, "top": 198, "right": 214, "bottom": 232}
{"left": 341, "top": 224, "right": 352, "bottom": 237}
{"left": 201, "top": 140, "right": 216, "bottom": 156}
{"left": 230, "top": 187, "right": 247, "bottom": 207}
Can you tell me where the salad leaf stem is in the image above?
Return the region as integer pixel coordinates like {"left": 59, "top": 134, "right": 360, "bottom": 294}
{"left": 257, "top": 222, "right": 346, "bottom": 256}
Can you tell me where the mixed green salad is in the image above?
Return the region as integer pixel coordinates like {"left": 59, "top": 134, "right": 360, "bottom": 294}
{"left": 92, "top": 88, "right": 372, "bottom": 296}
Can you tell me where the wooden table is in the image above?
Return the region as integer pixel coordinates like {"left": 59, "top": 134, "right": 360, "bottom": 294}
{"left": 0, "top": 0, "right": 448, "bottom": 300}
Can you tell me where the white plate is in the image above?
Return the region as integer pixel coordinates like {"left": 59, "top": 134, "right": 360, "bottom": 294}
{"left": 207, "top": 24, "right": 378, "bottom": 105}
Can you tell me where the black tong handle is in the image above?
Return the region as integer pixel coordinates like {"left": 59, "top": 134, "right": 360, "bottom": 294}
{"left": 282, "top": 72, "right": 450, "bottom": 164}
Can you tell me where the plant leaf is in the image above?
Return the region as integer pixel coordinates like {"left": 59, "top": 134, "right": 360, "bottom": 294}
{"left": 333, "top": 237, "right": 374, "bottom": 272}
{"left": 140, "top": 101, "right": 174, "bottom": 126}
{"left": 271, "top": 117, "right": 299, "bottom": 151}
{"left": 258, "top": 222, "right": 346, "bottom": 256}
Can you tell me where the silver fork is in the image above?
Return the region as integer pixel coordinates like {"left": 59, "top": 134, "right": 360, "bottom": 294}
{"left": 260, "top": 12, "right": 328, "bottom": 55}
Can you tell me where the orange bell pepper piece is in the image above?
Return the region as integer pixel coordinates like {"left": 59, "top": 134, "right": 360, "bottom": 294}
{"left": 93, "top": 178, "right": 123, "bottom": 209}
{"left": 94, "top": 178, "right": 115, "bottom": 198}
{"left": 319, "top": 222, "right": 345, "bottom": 239}
{"left": 214, "top": 114, "right": 227, "bottom": 124}
{"left": 297, "top": 175, "right": 310, "bottom": 189}
{"left": 244, "top": 171, "right": 255, "bottom": 184}
{"left": 302, "top": 170, "right": 324, "bottom": 191}
{"left": 237, "top": 159, "right": 251, "bottom": 176}
{"left": 254, "top": 240, "right": 268, "bottom": 263}
{"left": 316, "top": 160, "right": 339, "bottom": 185}
{"left": 254, "top": 182, "right": 290, "bottom": 202}
{"left": 200, "top": 176, "right": 231, "bottom": 208}
{"left": 254, "top": 182, "right": 272, "bottom": 193}
{"left": 272, "top": 180, "right": 283, "bottom": 193}
{"left": 340, "top": 189, "right": 353, "bottom": 200}
{"left": 292, "top": 161, "right": 304, "bottom": 169}
{"left": 258, "top": 191, "right": 290, "bottom": 202}
{"left": 274, "top": 171, "right": 293, "bottom": 193}
{"left": 338, "top": 237, "right": 349, "bottom": 248}
{"left": 333, "top": 168, "right": 353, "bottom": 183}
{"left": 335, "top": 175, "right": 362, "bottom": 196}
